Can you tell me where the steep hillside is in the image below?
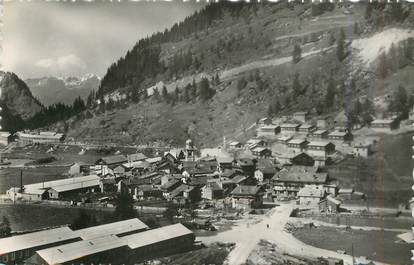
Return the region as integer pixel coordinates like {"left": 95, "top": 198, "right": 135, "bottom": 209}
{"left": 25, "top": 74, "right": 100, "bottom": 106}
{"left": 51, "top": 2, "right": 414, "bottom": 146}
{"left": 0, "top": 71, "right": 43, "bottom": 131}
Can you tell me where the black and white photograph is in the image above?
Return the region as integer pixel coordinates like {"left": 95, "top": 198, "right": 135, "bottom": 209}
{"left": 0, "top": 1, "right": 413, "bottom": 264}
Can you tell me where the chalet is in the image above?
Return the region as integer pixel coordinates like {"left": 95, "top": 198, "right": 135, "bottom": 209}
{"left": 251, "top": 147, "right": 272, "bottom": 158}
{"left": 259, "top": 117, "right": 273, "bottom": 125}
{"left": 306, "top": 141, "right": 335, "bottom": 157}
{"left": 280, "top": 123, "right": 301, "bottom": 133}
{"left": 246, "top": 138, "right": 267, "bottom": 149}
{"left": 276, "top": 135, "right": 292, "bottom": 144}
{"left": 298, "top": 124, "right": 315, "bottom": 133}
{"left": 164, "top": 149, "right": 185, "bottom": 162}
{"left": 231, "top": 185, "right": 263, "bottom": 209}
{"left": 229, "top": 141, "right": 242, "bottom": 149}
{"left": 287, "top": 139, "right": 309, "bottom": 153}
{"left": 160, "top": 179, "right": 181, "bottom": 198}
{"left": 68, "top": 162, "right": 92, "bottom": 176}
{"left": 254, "top": 158, "right": 277, "bottom": 183}
{"left": 309, "top": 129, "right": 329, "bottom": 139}
{"left": 145, "top": 156, "right": 163, "bottom": 165}
{"left": 99, "top": 177, "right": 117, "bottom": 193}
{"left": 327, "top": 131, "right": 353, "bottom": 142}
{"left": 318, "top": 195, "right": 341, "bottom": 213}
{"left": 133, "top": 185, "right": 162, "bottom": 200}
{"left": 257, "top": 125, "right": 281, "bottom": 137}
{"left": 297, "top": 186, "right": 325, "bottom": 207}
{"left": 352, "top": 143, "right": 371, "bottom": 158}
{"left": 370, "top": 118, "right": 399, "bottom": 132}
{"left": 316, "top": 117, "right": 333, "bottom": 129}
{"left": 234, "top": 158, "right": 256, "bottom": 176}
{"left": 293, "top": 111, "right": 309, "bottom": 123}
{"left": 272, "top": 166, "right": 328, "bottom": 198}
{"left": 231, "top": 175, "right": 255, "bottom": 186}
{"left": 201, "top": 181, "right": 224, "bottom": 200}
{"left": 290, "top": 152, "right": 315, "bottom": 166}
{"left": 217, "top": 157, "right": 234, "bottom": 172}
{"left": 95, "top": 155, "right": 128, "bottom": 175}
{"left": 0, "top": 131, "right": 12, "bottom": 146}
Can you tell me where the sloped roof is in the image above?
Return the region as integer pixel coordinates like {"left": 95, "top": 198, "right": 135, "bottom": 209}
{"left": 0, "top": 227, "right": 78, "bottom": 254}
{"left": 36, "top": 235, "right": 126, "bottom": 265}
{"left": 127, "top": 153, "right": 147, "bottom": 162}
{"left": 256, "top": 158, "right": 276, "bottom": 174}
{"left": 307, "top": 141, "right": 333, "bottom": 147}
{"left": 231, "top": 185, "right": 262, "bottom": 196}
{"left": 97, "top": 155, "right": 127, "bottom": 165}
{"left": 123, "top": 223, "right": 193, "bottom": 249}
{"left": 272, "top": 166, "right": 327, "bottom": 184}
{"left": 287, "top": 138, "right": 308, "bottom": 145}
{"left": 74, "top": 218, "right": 148, "bottom": 240}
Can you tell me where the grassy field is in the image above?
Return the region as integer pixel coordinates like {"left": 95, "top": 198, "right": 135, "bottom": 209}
{"left": 327, "top": 132, "right": 413, "bottom": 207}
{"left": 293, "top": 226, "right": 411, "bottom": 265}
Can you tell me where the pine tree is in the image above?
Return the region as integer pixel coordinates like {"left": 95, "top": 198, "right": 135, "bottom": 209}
{"left": 377, "top": 51, "right": 388, "bottom": 79}
{"left": 292, "top": 73, "right": 302, "bottom": 97}
{"left": 336, "top": 29, "right": 346, "bottom": 61}
{"left": 0, "top": 216, "right": 11, "bottom": 238}
{"left": 292, "top": 44, "right": 302, "bottom": 64}
{"left": 162, "top": 86, "right": 169, "bottom": 102}
{"left": 153, "top": 88, "right": 160, "bottom": 102}
{"left": 184, "top": 84, "right": 190, "bottom": 102}
{"left": 199, "top": 77, "right": 214, "bottom": 101}
{"left": 325, "top": 78, "right": 336, "bottom": 110}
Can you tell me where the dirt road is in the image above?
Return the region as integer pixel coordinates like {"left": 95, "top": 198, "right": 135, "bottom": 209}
{"left": 198, "top": 203, "right": 389, "bottom": 265}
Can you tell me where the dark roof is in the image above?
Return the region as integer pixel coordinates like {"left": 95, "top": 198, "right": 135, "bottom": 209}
{"left": 161, "top": 179, "right": 180, "bottom": 190}
{"left": 205, "top": 181, "right": 222, "bottom": 191}
{"left": 136, "top": 185, "right": 158, "bottom": 192}
{"left": 232, "top": 175, "right": 248, "bottom": 184}
{"left": 187, "top": 176, "right": 208, "bottom": 186}
{"left": 97, "top": 155, "right": 127, "bottom": 165}
{"left": 231, "top": 185, "right": 262, "bottom": 196}
{"left": 236, "top": 158, "right": 255, "bottom": 167}
{"left": 256, "top": 159, "right": 276, "bottom": 174}
{"left": 169, "top": 184, "right": 189, "bottom": 198}
{"left": 272, "top": 166, "right": 327, "bottom": 184}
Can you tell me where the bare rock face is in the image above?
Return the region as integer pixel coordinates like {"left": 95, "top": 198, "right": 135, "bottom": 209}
{"left": 0, "top": 71, "right": 42, "bottom": 120}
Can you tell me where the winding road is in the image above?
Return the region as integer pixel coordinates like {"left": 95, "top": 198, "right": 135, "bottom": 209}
{"left": 198, "top": 203, "right": 389, "bottom": 265}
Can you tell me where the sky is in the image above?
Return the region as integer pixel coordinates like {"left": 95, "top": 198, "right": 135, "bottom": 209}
{"left": 2, "top": 1, "right": 203, "bottom": 79}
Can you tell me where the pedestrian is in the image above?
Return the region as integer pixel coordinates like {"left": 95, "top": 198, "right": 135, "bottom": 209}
{"left": 267, "top": 224, "right": 269, "bottom": 228}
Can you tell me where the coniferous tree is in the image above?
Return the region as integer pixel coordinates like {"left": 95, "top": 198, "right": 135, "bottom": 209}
{"left": 199, "top": 77, "right": 214, "bottom": 101}
{"left": 325, "top": 78, "right": 336, "bottom": 110}
{"left": 292, "top": 73, "right": 302, "bottom": 97}
{"left": 162, "top": 86, "right": 169, "bottom": 102}
{"left": 377, "top": 51, "right": 389, "bottom": 79}
{"left": 292, "top": 44, "right": 302, "bottom": 64}
{"left": 336, "top": 29, "right": 346, "bottom": 61}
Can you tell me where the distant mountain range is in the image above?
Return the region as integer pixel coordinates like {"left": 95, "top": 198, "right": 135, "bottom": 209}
{"left": 25, "top": 74, "right": 100, "bottom": 106}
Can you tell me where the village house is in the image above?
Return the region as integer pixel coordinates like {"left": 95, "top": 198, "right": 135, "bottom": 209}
{"left": 254, "top": 158, "right": 277, "bottom": 183}
{"left": 231, "top": 175, "right": 256, "bottom": 186}
{"left": 234, "top": 158, "right": 256, "bottom": 176}
{"left": 68, "top": 162, "right": 92, "bottom": 176}
{"left": 370, "top": 118, "right": 400, "bottom": 132}
{"left": 201, "top": 181, "right": 224, "bottom": 200}
{"left": 276, "top": 135, "right": 293, "bottom": 144}
{"left": 297, "top": 186, "right": 325, "bottom": 207}
{"left": 272, "top": 166, "right": 328, "bottom": 199}
{"left": 316, "top": 117, "right": 334, "bottom": 129}
{"left": 217, "top": 157, "right": 234, "bottom": 172}
{"left": 164, "top": 149, "right": 185, "bottom": 162}
{"left": 306, "top": 141, "right": 336, "bottom": 157}
{"left": 309, "top": 129, "right": 329, "bottom": 139}
{"left": 327, "top": 130, "right": 353, "bottom": 142}
{"left": 280, "top": 122, "right": 301, "bottom": 134}
{"left": 0, "top": 131, "right": 12, "bottom": 146}
{"left": 251, "top": 147, "right": 272, "bottom": 158}
{"left": 127, "top": 153, "right": 148, "bottom": 163}
{"left": 228, "top": 141, "right": 242, "bottom": 149}
{"left": 318, "top": 195, "right": 341, "bottom": 213}
{"left": 95, "top": 155, "right": 128, "bottom": 176}
{"left": 133, "top": 185, "right": 163, "bottom": 200}
{"left": 160, "top": 179, "right": 182, "bottom": 198}
{"left": 293, "top": 111, "right": 310, "bottom": 123}
{"left": 290, "top": 152, "right": 315, "bottom": 166}
{"left": 246, "top": 138, "right": 267, "bottom": 149}
{"left": 257, "top": 125, "right": 281, "bottom": 137}
{"left": 298, "top": 124, "right": 316, "bottom": 134}
{"left": 258, "top": 117, "right": 273, "bottom": 125}
{"left": 353, "top": 143, "right": 371, "bottom": 158}
{"left": 287, "top": 138, "right": 309, "bottom": 153}
{"left": 230, "top": 185, "right": 263, "bottom": 209}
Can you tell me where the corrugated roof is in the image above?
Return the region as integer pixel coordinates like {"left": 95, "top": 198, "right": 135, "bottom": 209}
{"left": 24, "top": 175, "right": 100, "bottom": 194}
{"left": 123, "top": 223, "right": 193, "bottom": 249}
{"left": 74, "top": 218, "right": 149, "bottom": 240}
{"left": 0, "top": 227, "right": 79, "bottom": 254}
{"left": 36, "top": 235, "right": 126, "bottom": 265}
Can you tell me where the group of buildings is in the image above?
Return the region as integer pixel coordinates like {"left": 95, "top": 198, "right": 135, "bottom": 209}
{"left": 0, "top": 130, "right": 65, "bottom": 146}
{"left": 0, "top": 218, "right": 194, "bottom": 265}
